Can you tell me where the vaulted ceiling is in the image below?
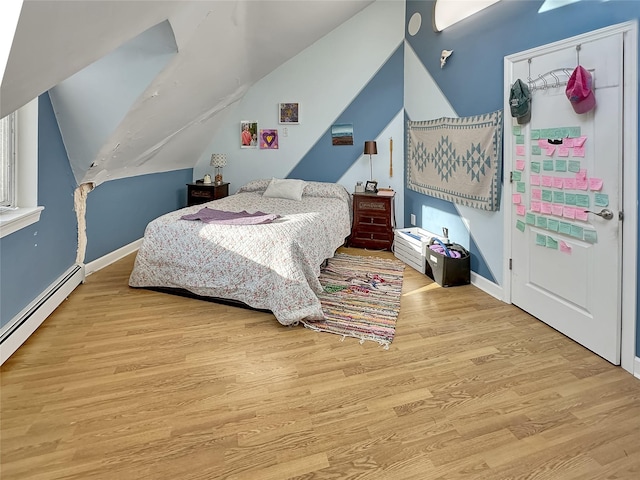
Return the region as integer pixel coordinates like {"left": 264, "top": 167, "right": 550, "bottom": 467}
{"left": 1, "top": 0, "right": 373, "bottom": 185}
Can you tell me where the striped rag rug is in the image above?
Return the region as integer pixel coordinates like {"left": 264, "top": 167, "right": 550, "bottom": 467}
{"left": 302, "top": 253, "right": 405, "bottom": 348}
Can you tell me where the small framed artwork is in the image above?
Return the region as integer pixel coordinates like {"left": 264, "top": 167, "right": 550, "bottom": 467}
{"left": 279, "top": 103, "right": 299, "bottom": 124}
{"left": 331, "top": 123, "right": 354, "bottom": 146}
{"left": 241, "top": 121, "right": 258, "bottom": 148}
{"left": 365, "top": 180, "right": 378, "bottom": 193}
{"left": 259, "top": 129, "right": 279, "bottom": 149}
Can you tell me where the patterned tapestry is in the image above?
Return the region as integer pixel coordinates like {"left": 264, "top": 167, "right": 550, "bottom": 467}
{"left": 407, "top": 110, "right": 503, "bottom": 211}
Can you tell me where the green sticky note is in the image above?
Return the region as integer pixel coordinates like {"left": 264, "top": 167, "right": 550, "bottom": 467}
{"left": 517, "top": 181, "right": 526, "bottom": 193}
{"left": 584, "top": 230, "right": 597, "bottom": 244}
{"left": 565, "top": 193, "right": 576, "bottom": 206}
{"left": 575, "top": 194, "right": 590, "bottom": 208}
{"left": 546, "top": 236, "right": 559, "bottom": 249}
{"left": 568, "top": 126, "right": 581, "bottom": 138}
{"left": 536, "top": 216, "right": 548, "bottom": 228}
{"left": 594, "top": 193, "right": 609, "bottom": 207}
{"left": 570, "top": 225, "right": 584, "bottom": 239}
{"left": 541, "top": 190, "right": 553, "bottom": 202}
{"left": 553, "top": 191, "right": 565, "bottom": 204}
{"left": 531, "top": 162, "right": 541, "bottom": 173}
{"left": 532, "top": 145, "right": 542, "bottom": 155}
{"left": 516, "top": 135, "right": 525, "bottom": 145}
{"left": 540, "top": 128, "right": 551, "bottom": 138}
{"left": 512, "top": 171, "right": 522, "bottom": 182}
{"left": 536, "top": 233, "right": 547, "bottom": 246}
{"left": 568, "top": 160, "right": 581, "bottom": 173}
{"left": 543, "top": 160, "right": 554, "bottom": 171}
{"left": 531, "top": 129, "right": 540, "bottom": 140}
{"left": 547, "top": 218, "right": 560, "bottom": 232}
{"left": 555, "top": 159, "right": 567, "bottom": 172}
{"left": 512, "top": 125, "right": 522, "bottom": 136}
{"left": 559, "top": 222, "right": 572, "bottom": 235}
{"left": 526, "top": 213, "right": 536, "bottom": 225}
{"left": 516, "top": 219, "right": 526, "bottom": 232}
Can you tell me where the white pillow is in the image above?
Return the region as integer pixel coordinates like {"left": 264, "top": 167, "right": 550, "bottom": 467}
{"left": 263, "top": 178, "right": 307, "bottom": 201}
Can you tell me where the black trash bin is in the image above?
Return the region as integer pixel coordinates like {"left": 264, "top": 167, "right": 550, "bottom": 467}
{"left": 425, "top": 240, "right": 470, "bottom": 287}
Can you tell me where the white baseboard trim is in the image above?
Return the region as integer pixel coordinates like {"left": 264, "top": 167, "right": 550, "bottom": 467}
{"left": 471, "top": 272, "right": 504, "bottom": 302}
{"left": 635, "top": 357, "right": 640, "bottom": 380}
{"left": 85, "top": 238, "right": 142, "bottom": 276}
{"left": 0, "top": 264, "right": 85, "bottom": 365}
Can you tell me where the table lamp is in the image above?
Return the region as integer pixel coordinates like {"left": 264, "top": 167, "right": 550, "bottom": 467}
{"left": 210, "top": 154, "right": 227, "bottom": 185}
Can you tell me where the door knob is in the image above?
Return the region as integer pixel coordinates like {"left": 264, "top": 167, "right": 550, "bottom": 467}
{"left": 584, "top": 208, "right": 614, "bottom": 220}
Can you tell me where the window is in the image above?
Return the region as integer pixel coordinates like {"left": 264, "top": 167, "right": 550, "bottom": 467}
{"left": 0, "top": 111, "right": 16, "bottom": 207}
{"left": 433, "top": 0, "right": 501, "bottom": 32}
{"left": 0, "top": 98, "right": 42, "bottom": 239}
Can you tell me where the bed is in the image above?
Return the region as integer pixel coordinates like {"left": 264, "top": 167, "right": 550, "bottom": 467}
{"left": 128, "top": 178, "right": 353, "bottom": 325}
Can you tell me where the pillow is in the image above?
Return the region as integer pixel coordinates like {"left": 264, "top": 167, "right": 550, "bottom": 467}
{"left": 236, "top": 179, "right": 271, "bottom": 194}
{"left": 263, "top": 178, "right": 307, "bottom": 201}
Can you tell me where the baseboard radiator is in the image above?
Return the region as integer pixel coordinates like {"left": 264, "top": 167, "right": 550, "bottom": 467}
{"left": 0, "top": 264, "right": 84, "bottom": 365}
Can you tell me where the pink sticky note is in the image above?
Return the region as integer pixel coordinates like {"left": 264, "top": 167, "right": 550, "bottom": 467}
{"left": 516, "top": 146, "right": 526, "bottom": 156}
{"left": 516, "top": 205, "right": 526, "bottom": 216}
{"left": 575, "top": 209, "right": 589, "bottom": 221}
{"left": 574, "top": 136, "right": 587, "bottom": 147}
{"left": 530, "top": 174, "right": 540, "bottom": 185}
{"left": 516, "top": 159, "right": 525, "bottom": 171}
{"left": 564, "top": 178, "right": 576, "bottom": 190}
{"left": 541, "top": 176, "right": 553, "bottom": 187}
{"left": 530, "top": 200, "right": 541, "bottom": 212}
{"left": 576, "top": 169, "right": 587, "bottom": 181}
{"left": 553, "top": 177, "right": 564, "bottom": 189}
{"left": 589, "top": 178, "right": 603, "bottom": 191}
{"left": 540, "top": 202, "right": 552, "bottom": 214}
{"left": 532, "top": 188, "right": 542, "bottom": 200}
{"left": 538, "top": 139, "right": 549, "bottom": 148}
{"left": 558, "top": 146, "right": 570, "bottom": 157}
{"left": 546, "top": 146, "right": 556, "bottom": 156}
{"left": 564, "top": 138, "right": 575, "bottom": 148}
{"left": 512, "top": 193, "right": 522, "bottom": 204}
{"left": 560, "top": 241, "right": 572, "bottom": 254}
{"left": 573, "top": 146, "right": 585, "bottom": 157}
{"left": 575, "top": 178, "right": 589, "bottom": 190}
{"left": 552, "top": 204, "right": 564, "bottom": 216}
{"left": 563, "top": 206, "right": 576, "bottom": 219}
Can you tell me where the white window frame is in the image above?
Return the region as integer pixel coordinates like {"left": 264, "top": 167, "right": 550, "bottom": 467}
{"left": 0, "top": 98, "right": 43, "bottom": 239}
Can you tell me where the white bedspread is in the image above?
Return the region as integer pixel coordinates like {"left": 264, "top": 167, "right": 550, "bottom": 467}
{"left": 128, "top": 180, "right": 352, "bottom": 325}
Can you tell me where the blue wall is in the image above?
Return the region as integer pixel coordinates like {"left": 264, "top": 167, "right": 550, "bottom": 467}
{"left": 0, "top": 93, "right": 193, "bottom": 325}
{"left": 0, "top": 93, "right": 77, "bottom": 326}
{"left": 85, "top": 169, "right": 192, "bottom": 262}
{"left": 289, "top": 45, "right": 404, "bottom": 182}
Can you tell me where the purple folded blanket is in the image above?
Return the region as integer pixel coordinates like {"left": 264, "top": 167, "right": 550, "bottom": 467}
{"left": 180, "top": 207, "right": 280, "bottom": 225}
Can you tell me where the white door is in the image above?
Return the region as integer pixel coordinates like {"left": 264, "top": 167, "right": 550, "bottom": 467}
{"left": 508, "top": 32, "right": 623, "bottom": 364}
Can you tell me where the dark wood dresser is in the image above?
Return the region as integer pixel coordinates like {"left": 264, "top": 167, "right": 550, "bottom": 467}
{"left": 186, "top": 182, "right": 229, "bottom": 206}
{"left": 348, "top": 192, "right": 395, "bottom": 251}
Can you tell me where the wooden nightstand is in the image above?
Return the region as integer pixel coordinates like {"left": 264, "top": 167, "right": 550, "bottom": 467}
{"left": 186, "top": 182, "right": 230, "bottom": 206}
{"left": 348, "top": 192, "right": 395, "bottom": 251}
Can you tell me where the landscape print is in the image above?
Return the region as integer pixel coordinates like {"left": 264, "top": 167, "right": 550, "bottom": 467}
{"left": 331, "top": 123, "right": 354, "bottom": 146}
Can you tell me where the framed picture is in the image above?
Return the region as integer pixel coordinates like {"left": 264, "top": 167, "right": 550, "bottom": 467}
{"left": 331, "top": 123, "right": 354, "bottom": 146}
{"left": 259, "top": 129, "right": 279, "bottom": 149}
{"left": 365, "top": 180, "right": 378, "bottom": 193}
{"left": 241, "top": 121, "right": 258, "bottom": 149}
{"left": 278, "top": 103, "right": 299, "bottom": 124}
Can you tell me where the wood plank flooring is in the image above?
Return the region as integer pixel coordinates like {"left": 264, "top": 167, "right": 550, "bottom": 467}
{"left": 2, "top": 247, "right": 640, "bottom": 479}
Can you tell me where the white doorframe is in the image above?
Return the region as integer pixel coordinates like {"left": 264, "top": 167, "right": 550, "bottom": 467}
{"left": 502, "top": 21, "right": 638, "bottom": 376}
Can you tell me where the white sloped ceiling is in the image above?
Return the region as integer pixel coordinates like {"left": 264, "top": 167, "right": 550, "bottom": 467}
{"left": 1, "top": 0, "right": 373, "bottom": 186}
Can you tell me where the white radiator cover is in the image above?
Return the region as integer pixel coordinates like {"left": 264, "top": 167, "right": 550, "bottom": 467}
{"left": 0, "top": 264, "right": 84, "bottom": 364}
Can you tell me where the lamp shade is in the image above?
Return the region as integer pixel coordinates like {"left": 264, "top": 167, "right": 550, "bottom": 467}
{"left": 210, "top": 153, "right": 227, "bottom": 167}
{"left": 363, "top": 141, "right": 377, "bottom": 155}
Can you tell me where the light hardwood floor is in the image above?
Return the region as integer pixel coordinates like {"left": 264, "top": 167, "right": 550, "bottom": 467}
{"left": 2, "top": 247, "right": 640, "bottom": 480}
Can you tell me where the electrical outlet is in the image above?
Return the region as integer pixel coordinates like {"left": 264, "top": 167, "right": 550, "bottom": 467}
{"left": 410, "top": 214, "right": 416, "bottom": 226}
{"left": 282, "top": 127, "right": 288, "bottom": 137}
